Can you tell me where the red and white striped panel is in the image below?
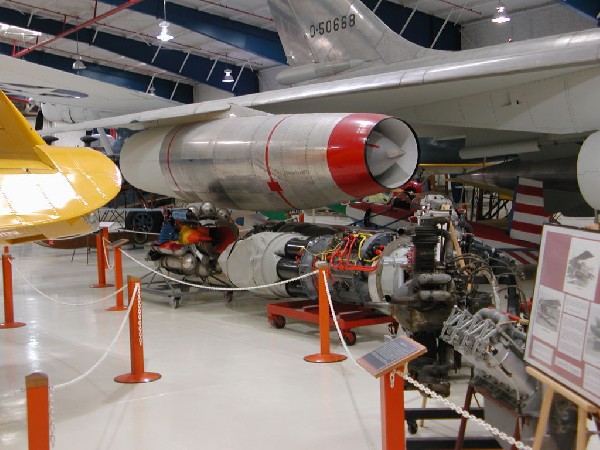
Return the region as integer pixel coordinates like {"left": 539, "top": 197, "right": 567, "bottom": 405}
{"left": 509, "top": 178, "right": 546, "bottom": 245}
{"left": 469, "top": 222, "right": 539, "bottom": 265}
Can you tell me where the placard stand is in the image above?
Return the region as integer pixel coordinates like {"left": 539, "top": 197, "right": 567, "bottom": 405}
{"left": 358, "top": 336, "right": 426, "bottom": 450}
{"left": 527, "top": 366, "right": 599, "bottom": 450}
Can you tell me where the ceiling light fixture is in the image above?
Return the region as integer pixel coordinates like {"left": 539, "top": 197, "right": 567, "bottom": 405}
{"left": 492, "top": 1, "right": 511, "bottom": 24}
{"left": 157, "top": 1, "right": 173, "bottom": 42}
{"left": 72, "top": 56, "right": 86, "bottom": 70}
{"left": 72, "top": 30, "right": 86, "bottom": 71}
{"left": 157, "top": 21, "right": 173, "bottom": 42}
{"left": 222, "top": 69, "right": 234, "bottom": 83}
{"left": 222, "top": 54, "right": 234, "bottom": 83}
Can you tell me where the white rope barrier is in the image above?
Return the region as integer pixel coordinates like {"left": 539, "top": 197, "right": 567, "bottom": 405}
{"left": 10, "top": 260, "right": 126, "bottom": 306}
{"left": 323, "top": 270, "right": 359, "bottom": 363}
{"left": 2, "top": 241, "right": 533, "bottom": 450}
{"left": 102, "top": 237, "right": 114, "bottom": 270}
{"left": 116, "top": 228, "right": 160, "bottom": 236}
{"left": 0, "top": 388, "right": 24, "bottom": 399}
{"left": 51, "top": 283, "right": 139, "bottom": 391}
{"left": 322, "top": 272, "right": 533, "bottom": 450}
{"left": 120, "top": 248, "right": 318, "bottom": 292}
{"left": 0, "top": 282, "right": 136, "bottom": 427}
{"left": 395, "top": 371, "right": 533, "bottom": 450}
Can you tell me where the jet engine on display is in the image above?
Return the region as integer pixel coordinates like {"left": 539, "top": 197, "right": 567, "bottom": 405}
{"left": 119, "top": 113, "right": 419, "bottom": 212}
{"left": 215, "top": 194, "right": 576, "bottom": 449}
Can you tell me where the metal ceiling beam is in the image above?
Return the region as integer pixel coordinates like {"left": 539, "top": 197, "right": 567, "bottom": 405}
{"left": 98, "top": 0, "right": 287, "bottom": 64}
{"left": 0, "top": 6, "right": 259, "bottom": 95}
{"left": 362, "top": 0, "right": 461, "bottom": 50}
{"left": 13, "top": 0, "right": 144, "bottom": 57}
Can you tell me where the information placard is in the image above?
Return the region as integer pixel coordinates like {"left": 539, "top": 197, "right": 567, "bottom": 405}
{"left": 524, "top": 224, "right": 600, "bottom": 407}
{"left": 358, "top": 336, "right": 426, "bottom": 378}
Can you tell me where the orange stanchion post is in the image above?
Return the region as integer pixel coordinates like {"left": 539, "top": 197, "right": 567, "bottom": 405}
{"left": 381, "top": 368, "right": 406, "bottom": 450}
{"left": 107, "top": 239, "right": 129, "bottom": 312}
{"left": 115, "top": 276, "right": 161, "bottom": 383}
{"left": 304, "top": 263, "right": 347, "bottom": 363}
{"left": 0, "top": 247, "right": 25, "bottom": 329}
{"left": 91, "top": 227, "right": 113, "bottom": 288}
{"left": 26, "top": 372, "right": 50, "bottom": 450}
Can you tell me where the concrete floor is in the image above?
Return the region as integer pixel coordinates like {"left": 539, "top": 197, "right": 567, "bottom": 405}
{"left": 0, "top": 243, "right": 598, "bottom": 449}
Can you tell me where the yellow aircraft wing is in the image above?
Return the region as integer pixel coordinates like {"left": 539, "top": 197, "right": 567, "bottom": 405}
{"left": 0, "top": 89, "right": 121, "bottom": 245}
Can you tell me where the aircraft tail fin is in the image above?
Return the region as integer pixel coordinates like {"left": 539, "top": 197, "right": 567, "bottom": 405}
{"left": 267, "top": 0, "right": 431, "bottom": 69}
{"left": 508, "top": 177, "right": 547, "bottom": 245}
{"left": 0, "top": 89, "right": 55, "bottom": 171}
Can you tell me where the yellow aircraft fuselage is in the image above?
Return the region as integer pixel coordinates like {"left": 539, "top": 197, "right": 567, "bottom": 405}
{"left": 0, "top": 90, "right": 121, "bottom": 245}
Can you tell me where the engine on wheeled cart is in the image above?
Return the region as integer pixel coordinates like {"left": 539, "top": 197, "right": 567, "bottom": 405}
{"left": 147, "top": 202, "right": 238, "bottom": 280}
{"left": 218, "top": 194, "right": 576, "bottom": 448}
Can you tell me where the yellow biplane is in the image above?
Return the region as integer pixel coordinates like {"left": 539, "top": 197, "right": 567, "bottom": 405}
{"left": 0, "top": 89, "right": 121, "bottom": 245}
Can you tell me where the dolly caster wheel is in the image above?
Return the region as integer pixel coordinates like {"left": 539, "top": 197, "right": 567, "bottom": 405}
{"left": 268, "top": 315, "right": 286, "bottom": 329}
{"left": 342, "top": 330, "right": 357, "bottom": 346}
{"left": 169, "top": 298, "right": 180, "bottom": 309}
{"left": 407, "top": 420, "right": 419, "bottom": 435}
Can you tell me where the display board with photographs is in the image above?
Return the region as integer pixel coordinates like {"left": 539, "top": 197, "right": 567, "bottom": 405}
{"left": 524, "top": 224, "right": 600, "bottom": 406}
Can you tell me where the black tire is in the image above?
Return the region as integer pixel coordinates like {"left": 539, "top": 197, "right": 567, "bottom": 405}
{"left": 269, "top": 315, "right": 286, "bottom": 329}
{"left": 342, "top": 331, "right": 357, "bottom": 346}
{"left": 125, "top": 211, "right": 164, "bottom": 233}
{"left": 407, "top": 420, "right": 419, "bottom": 435}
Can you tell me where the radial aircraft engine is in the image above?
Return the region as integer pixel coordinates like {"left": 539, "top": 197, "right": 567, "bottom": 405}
{"left": 119, "top": 112, "right": 419, "bottom": 212}
{"left": 218, "top": 196, "right": 575, "bottom": 448}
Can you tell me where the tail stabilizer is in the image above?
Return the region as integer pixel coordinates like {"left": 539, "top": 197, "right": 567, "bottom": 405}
{"left": 0, "top": 89, "right": 121, "bottom": 244}
{"left": 267, "top": 0, "right": 433, "bottom": 69}
{"left": 0, "top": 90, "right": 55, "bottom": 171}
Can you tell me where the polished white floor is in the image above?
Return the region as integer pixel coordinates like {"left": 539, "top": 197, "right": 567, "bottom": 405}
{"left": 0, "top": 243, "right": 598, "bottom": 449}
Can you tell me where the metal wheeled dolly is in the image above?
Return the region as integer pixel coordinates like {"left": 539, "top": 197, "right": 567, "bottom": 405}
{"left": 266, "top": 298, "right": 398, "bottom": 345}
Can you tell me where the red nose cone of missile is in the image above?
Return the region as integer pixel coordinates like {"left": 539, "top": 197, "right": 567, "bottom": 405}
{"left": 327, "top": 113, "right": 419, "bottom": 199}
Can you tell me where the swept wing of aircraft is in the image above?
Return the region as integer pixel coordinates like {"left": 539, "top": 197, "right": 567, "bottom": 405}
{"left": 0, "top": 55, "right": 178, "bottom": 124}
{"left": 17, "top": 0, "right": 600, "bottom": 215}
{"left": 0, "top": 89, "right": 121, "bottom": 245}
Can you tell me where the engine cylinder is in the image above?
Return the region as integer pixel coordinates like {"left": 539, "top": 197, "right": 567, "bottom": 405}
{"left": 160, "top": 253, "right": 196, "bottom": 274}
{"left": 284, "top": 237, "right": 309, "bottom": 258}
{"left": 276, "top": 258, "right": 300, "bottom": 280}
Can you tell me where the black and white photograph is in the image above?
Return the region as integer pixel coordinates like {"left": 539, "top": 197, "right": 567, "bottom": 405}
{"left": 564, "top": 238, "right": 600, "bottom": 301}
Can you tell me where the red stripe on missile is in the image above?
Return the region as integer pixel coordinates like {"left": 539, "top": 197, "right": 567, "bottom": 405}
{"left": 265, "top": 116, "right": 296, "bottom": 209}
{"left": 327, "top": 113, "right": 388, "bottom": 199}
{"left": 165, "top": 125, "right": 187, "bottom": 193}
